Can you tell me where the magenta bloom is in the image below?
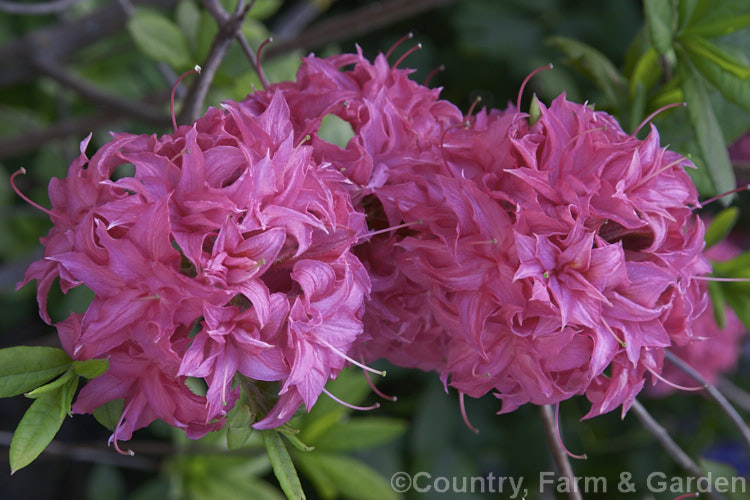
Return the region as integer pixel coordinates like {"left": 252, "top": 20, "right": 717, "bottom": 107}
{"left": 20, "top": 91, "right": 370, "bottom": 445}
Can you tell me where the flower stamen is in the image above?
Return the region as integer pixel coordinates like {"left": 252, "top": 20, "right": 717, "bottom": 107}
{"left": 322, "top": 387, "right": 380, "bottom": 411}
{"left": 459, "top": 392, "right": 479, "bottom": 434}
{"left": 516, "top": 63, "right": 553, "bottom": 111}
{"left": 10, "top": 168, "right": 56, "bottom": 218}
{"left": 385, "top": 32, "right": 414, "bottom": 59}
{"left": 171, "top": 65, "right": 201, "bottom": 132}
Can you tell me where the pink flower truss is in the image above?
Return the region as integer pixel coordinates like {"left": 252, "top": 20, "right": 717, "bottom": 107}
{"left": 372, "top": 93, "right": 711, "bottom": 418}
{"left": 19, "top": 91, "right": 370, "bottom": 445}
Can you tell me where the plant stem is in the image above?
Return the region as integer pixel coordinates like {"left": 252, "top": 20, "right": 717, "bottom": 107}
{"left": 539, "top": 404, "right": 582, "bottom": 500}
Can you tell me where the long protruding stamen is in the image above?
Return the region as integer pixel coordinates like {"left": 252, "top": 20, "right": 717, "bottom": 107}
{"left": 693, "top": 184, "right": 750, "bottom": 210}
{"left": 385, "top": 32, "right": 414, "bottom": 59}
{"left": 313, "top": 336, "right": 386, "bottom": 376}
{"left": 171, "top": 65, "right": 201, "bottom": 132}
{"left": 459, "top": 392, "right": 479, "bottom": 434}
{"left": 256, "top": 37, "right": 273, "bottom": 89}
{"left": 516, "top": 63, "right": 553, "bottom": 111}
{"left": 393, "top": 43, "right": 422, "bottom": 70}
{"left": 631, "top": 156, "right": 689, "bottom": 190}
{"left": 466, "top": 96, "right": 482, "bottom": 121}
{"left": 424, "top": 64, "right": 445, "bottom": 86}
{"left": 358, "top": 220, "right": 423, "bottom": 242}
{"left": 673, "top": 493, "right": 699, "bottom": 500}
{"left": 644, "top": 363, "right": 705, "bottom": 392}
{"left": 109, "top": 397, "right": 137, "bottom": 456}
{"left": 361, "top": 359, "right": 397, "bottom": 402}
{"left": 632, "top": 102, "right": 686, "bottom": 137}
{"left": 695, "top": 275, "right": 750, "bottom": 283}
{"left": 554, "top": 402, "right": 587, "bottom": 460}
{"left": 322, "top": 387, "right": 380, "bottom": 411}
{"left": 10, "top": 168, "right": 56, "bottom": 218}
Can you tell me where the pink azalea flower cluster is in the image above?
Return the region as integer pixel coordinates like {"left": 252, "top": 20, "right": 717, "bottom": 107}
{"left": 20, "top": 91, "right": 370, "bottom": 447}
{"left": 20, "top": 43, "right": 716, "bottom": 445}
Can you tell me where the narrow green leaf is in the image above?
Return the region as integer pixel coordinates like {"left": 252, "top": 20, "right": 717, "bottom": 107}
{"left": 184, "top": 376, "right": 208, "bottom": 397}
{"left": 127, "top": 8, "right": 191, "bottom": 69}
{"left": 227, "top": 426, "right": 254, "bottom": 450}
{"left": 629, "top": 47, "right": 662, "bottom": 99}
{"left": 312, "top": 417, "right": 407, "bottom": 452}
{"left": 644, "top": 0, "right": 674, "bottom": 54}
{"left": 93, "top": 399, "right": 125, "bottom": 431}
{"left": 176, "top": 0, "right": 201, "bottom": 55}
{"left": 678, "top": 54, "right": 737, "bottom": 202}
{"left": 293, "top": 452, "right": 337, "bottom": 500}
{"left": 708, "top": 280, "right": 727, "bottom": 328}
{"left": 0, "top": 346, "right": 71, "bottom": 398}
{"left": 248, "top": 0, "right": 282, "bottom": 20}
{"left": 705, "top": 207, "right": 740, "bottom": 248}
{"left": 681, "top": 36, "right": 750, "bottom": 79}
{"left": 279, "top": 429, "right": 314, "bottom": 452}
{"left": 684, "top": 14, "right": 750, "bottom": 38}
{"left": 9, "top": 385, "right": 68, "bottom": 473}
{"left": 25, "top": 368, "right": 75, "bottom": 399}
{"left": 546, "top": 36, "right": 626, "bottom": 107}
{"left": 528, "top": 94, "right": 542, "bottom": 125}
{"left": 72, "top": 358, "right": 109, "bottom": 379}
{"left": 681, "top": 37, "right": 750, "bottom": 112}
{"left": 263, "top": 430, "right": 306, "bottom": 500}
{"left": 314, "top": 453, "right": 399, "bottom": 500}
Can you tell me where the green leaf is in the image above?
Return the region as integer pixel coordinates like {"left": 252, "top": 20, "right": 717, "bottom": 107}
{"left": 678, "top": 54, "right": 737, "bottom": 201}
{"left": 25, "top": 368, "right": 75, "bottom": 399}
{"left": 184, "top": 376, "right": 208, "bottom": 397}
{"left": 312, "top": 417, "right": 407, "bottom": 452}
{"left": 681, "top": 37, "right": 750, "bottom": 112}
{"left": 293, "top": 452, "right": 337, "bottom": 500}
{"left": 248, "top": 0, "right": 283, "bottom": 20}
{"left": 705, "top": 206, "right": 740, "bottom": 248}
{"left": 528, "top": 94, "right": 542, "bottom": 125}
{"left": 9, "top": 381, "right": 71, "bottom": 473}
{"left": 226, "top": 402, "right": 254, "bottom": 449}
{"left": 313, "top": 453, "right": 399, "bottom": 500}
{"left": 644, "top": 0, "right": 674, "bottom": 54}
{"left": 628, "top": 47, "right": 662, "bottom": 99}
{"left": 684, "top": 14, "right": 750, "bottom": 38}
{"left": 546, "top": 36, "right": 626, "bottom": 107}
{"left": 72, "top": 358, "right": 109, "bottom": 379}
{"left": 127, "top": 8, "right": 191, "bottom": 69}
{"left": 93, "top": 398, "right": 125, "bottom": 431}
{"left": 0, "top": 346, "right": 71, "bottom": 398}
{"left": 279, "top": 429, "right": 314, "bottom": 452}
{"left": 708, "top": 280, "right": 727, "bottom": 328}
{"left": 176, "top": 0, "right": 202, "bottom": 55}
{"left": 263, "top": 430, "right": 306, "bottom": 500}
{"left": 318, "top": 114, "right": 355, "bottom": 149}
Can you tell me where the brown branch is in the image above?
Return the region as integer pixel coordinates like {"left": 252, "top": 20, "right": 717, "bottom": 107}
{"left": 665, "top": 350, "right": 750, "bottom": 453}
{"left": 0, "top": 0, "right": 82, "bottom": 15}
{"left": 178, "top": 0, "right": 252, "bottom": 124}
{"left": 266, "top": 0, "right": 460, "bottom": 58}
{"left": 630, "top": 399, "right": 723, "bottom": 500}
{"left": 539, "top": 404, "right": 582, "bottom": 500}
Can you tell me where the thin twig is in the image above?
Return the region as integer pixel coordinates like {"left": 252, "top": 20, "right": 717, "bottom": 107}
{"left": 630, "top": 399, "right": 724, "bottom": 500}
{"left": 718, "top": 377, "right": 750, "bottom": 413}
{"left": 178, "top": 0, "right": 251, "bottom": 124}
{"left": 630, "top": 399, "right": 702, "bottom": 476}
{"left": 665, "top": 350, "right": 750, "bottom": 453}
{"left": 539, "top": 404, "right": 582, "bottom": 500}
{"left": 0, "top": 0, "right": 82, "bottom": 15}
{"left": 34, "top": 58, "right": 167, "bottom": 124}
